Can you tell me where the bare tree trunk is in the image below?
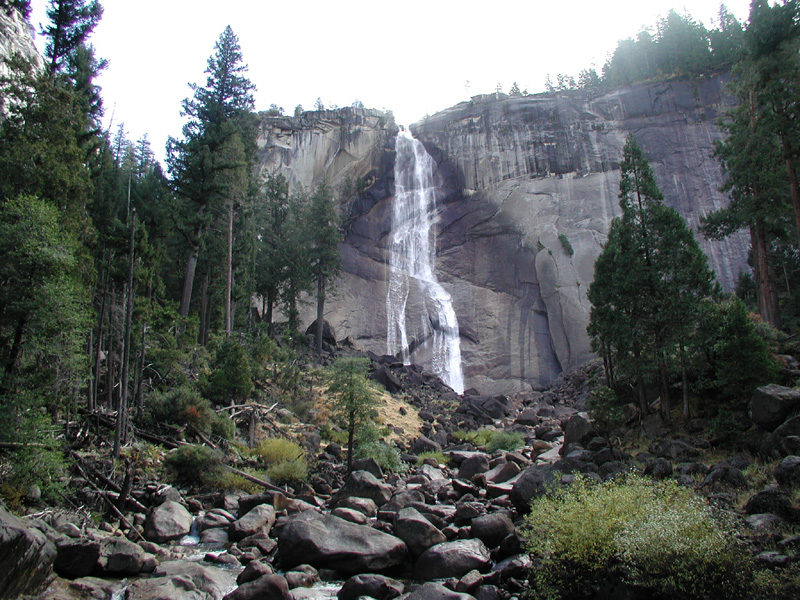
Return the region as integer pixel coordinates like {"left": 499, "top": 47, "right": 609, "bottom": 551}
{"left": 179, "top": 246, "right": 199, "bottom": 318}
{"left": 225, "top": 201, "right": 233, "bottom": 337}
{"left": 316, "top": 268, "right": 325, "bottom": 356}
{"left": 114, "top": 210, "right": 136, "bottom": 459}
{"left": 751, "top": 221, "right": 780, "bottom": 329}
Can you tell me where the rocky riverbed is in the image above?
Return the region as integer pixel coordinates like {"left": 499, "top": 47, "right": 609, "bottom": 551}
{"left": 3, "top": 360, "right": 800, "bottom": 600}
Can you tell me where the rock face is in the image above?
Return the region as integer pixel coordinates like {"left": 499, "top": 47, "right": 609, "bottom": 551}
{"left": 255, "top": 76, "right": 748, "bottom": 394}
{"left": 0, "top": 506, "right": 57, "bottom": 598}
{"left": 0, "top": 7, "right": 42, "bottom": 83}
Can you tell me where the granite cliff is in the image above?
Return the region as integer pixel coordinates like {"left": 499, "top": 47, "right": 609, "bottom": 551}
{"left": 255, "top": 75, "right": 748, "bottom": 395}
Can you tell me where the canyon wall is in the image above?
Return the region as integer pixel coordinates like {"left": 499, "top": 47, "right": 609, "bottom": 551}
{"left": 255, "top": 75, "right": 749, "bottom": 395}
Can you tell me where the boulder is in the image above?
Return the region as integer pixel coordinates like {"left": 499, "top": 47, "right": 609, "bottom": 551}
{"left": 700, "top": 466, "right": 749, "bottom": 490}
{"left": 229, "top": 504, "right": 276, "bottom": 542}
{"left": 97, "top": 537, "right": 147, "bottom": 576}
{"left": 643, "top": 458, "right": 673, "bottom": 479}
{"left": 338, "top": 574, "right": 404, "bottom": 600}
{"left": 197, "top": 509, "right": 236, "bottom": 531}
{"left": 775, "top": 455, "right": 800, "bottom": 486}
{"left": 562, "top": 413, "right": 594, "bottom": 449}
{"left": 413, "top": 539, "right": 491, "bottom": 581}
{"left": 335, "top": 496, "right": 378, "bottom": 517}
{"left": 127, "top": 561, "right": 236, "bottom": 600}
{"left": 648, "top": 439, "right": 699, "bottom": 461}
{"left": 486, "top": 460, "right": 521, "bottom": 484}
{"left": 762, "top": 416, "right": 800, "bottom": 457}
{"left": 744, "top": 489, "right": 799, "bottom": 521}
{"left": 278, "top": 511, "right": 407, "bottom": 575}
{"left": 749, "top": 384, "right": 800, "bottom": 431}
{"left": 225, "top": 573, "right": 291, "bottom": 600}
{"left": 411, "top": 436, "right": 442, "bottom": 455}
{"left": 144, "top": 500, "right": 193, "bottom": 543}
{"left": 285, "top": 564, "right": 319, "bottom": 589}
{"left": 404, "top": 582, "right": 475, "bottom": 600}
{"left": 470, "top": 513, "right": 515, "bottom": 548}
{"left": 54, "top": 538, "right": 101, "bottom": 579}
{"left": 456, "top": 453, "right": 490, "bottom": 481}
{"left": 510, "top": 464, "right": 556, "bottom": 514}
{"left": 306, "top": 319, "right": 337, "bottom": 347}
{"left": 0, "top": 506, "right": 56, "bottom": 598}
{"left": 330, "top": 470, "right": 392, "bottom": 507}
{"left": 394, "top": 507, "right": 447, "bottom": 556}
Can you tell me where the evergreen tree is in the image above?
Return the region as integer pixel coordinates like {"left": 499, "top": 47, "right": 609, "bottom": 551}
{"left": 588, "top": 136, "right": 716, "bottom": 423}
{"left": 42, "top": 0, "right": 103, "bottom": 77}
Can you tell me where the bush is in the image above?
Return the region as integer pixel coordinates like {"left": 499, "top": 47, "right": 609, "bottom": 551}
{"left": 558, "top": 233, "right": 575, "bottom": 256}
{"left": 453, "top": 429, "right": 523, "bottom": 452}
{"left": 141, "top": 385, "right": 234, "bottom": 440}
{"left": 266, "top": 459, "right": 308, "bottom": 484}
{"left": 586, "top": 386, "right": 626, "bottom": 431}
{"left": 522, "top": 474, "right": 756, "bottom": 599}
{"left": 417, "top": 451, "right": 450, "bottom": 466}
{"left": 206, "top": 338, "right": 253, "bottom": 404}
{"left": 355, "top": 441, "right": 408, "bottom": 474}
{"left": 163, "top": 444, "right": 224, "bottom": 488}
{"left": 252, "top": 437, "right": 308, "bottom": 484}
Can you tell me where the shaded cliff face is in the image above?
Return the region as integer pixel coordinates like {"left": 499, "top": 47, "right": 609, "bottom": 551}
{"left": 0, "top": 8, "right": 42, "bottom": 81}
{"left": 256, "top": 77, "right": 749, "bottom": 395}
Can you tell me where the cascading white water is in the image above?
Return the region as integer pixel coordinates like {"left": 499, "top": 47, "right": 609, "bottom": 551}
{"left": 386, "top": 129, "right": 465, "bottom": 394}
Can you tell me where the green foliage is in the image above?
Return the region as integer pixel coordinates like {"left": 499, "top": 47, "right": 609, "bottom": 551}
{"left": 205, "top": 338, "right": 253, "bottom": 404}
{"left": 163, "top": 444, "right": 224, "bottom": 488}
{"left": 557, "top": 233, "right": 574, "bottom": 256}
{"left": 354, "top": 441, "right": 408, "bottom": 474}
{"left": 523, "top": 474, "right": 757, "bottom": 600}
{"left": 417, "top": 451, "right": 450, "bottom": 466}
{"left": 266, "top": 459, "right": 308, "bottom": 484}
{"left": 141, "top": 384, "right": 234, "bottom": 439}
{"left": 586, "top": 386, "right": 626, "bottom": 431}
{"left": 453, "top": 428, "right": 524, "bottom": 452}
{"left": 252, "top": 437, "right": 305, "bottom": 464}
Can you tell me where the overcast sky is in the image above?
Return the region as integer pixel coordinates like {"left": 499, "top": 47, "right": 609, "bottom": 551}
{"left": 28, "top": 0, "right": 753, "bottom": 162}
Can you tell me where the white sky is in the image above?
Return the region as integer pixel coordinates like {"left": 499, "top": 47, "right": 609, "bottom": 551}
{"left": 28, "top": 0, "right": 753, "bottom": 163}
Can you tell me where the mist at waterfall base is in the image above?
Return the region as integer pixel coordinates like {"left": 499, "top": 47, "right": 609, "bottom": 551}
{"left": 386, "top": 130, "right": 465, "bottom": 395}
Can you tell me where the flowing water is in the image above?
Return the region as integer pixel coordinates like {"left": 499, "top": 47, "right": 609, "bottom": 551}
{"left": 386, "top": 130, "right": 465, "bottom": 394}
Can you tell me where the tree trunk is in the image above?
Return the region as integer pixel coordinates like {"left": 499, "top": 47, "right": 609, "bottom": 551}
{"left": 751, "top": 220, "right": 780, "bottom": 328}
{"left": 316, "top": 267, "right": 325, "bottom": 356}
{"left": 179, "top": 245, "right": 199, "bottom": 318}
{"left": 680, "top": 340, "right": 690, "bottom": 426}
{"left": 225, "top": 201, "right": 233, "bottom": 337}
{"left": 0, "top": 315, "right": 27, "bottom": 395}
{"left": 114, "top": 210, "right": 136, "bottom": 459}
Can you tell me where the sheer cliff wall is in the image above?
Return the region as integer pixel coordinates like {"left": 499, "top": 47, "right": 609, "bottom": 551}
{"left": 255, "top": 75, "right": 748, "bottom": 395}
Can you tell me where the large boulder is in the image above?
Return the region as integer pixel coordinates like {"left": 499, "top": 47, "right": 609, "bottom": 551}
{"left": 749, "top": 384, "right": 800, "bottom": 431}
{"left": 0, "top": 506, "right": 56, "bottom": 598}
{"left": 144, "top": 500, "right": 194, "bottom": 543}
{"left": 470, "top": 513, "right": 515, "bottom": 548}
{"left": 229, "top": 504, "right": 276, "bottom": 542}
{"left": 278, "top": 511, "right": 407, "bottom": 575}
{"left": 404, "top": 582, "right": 476, "bottom": 600}
{"left": 338, "top": 574, "right": 404, "bottom": 600}
{"left": 412, "top": 539, "right": 491, "bottom": 581}
{"left": 97, "top": 537, "right": 148, "bottom": 576}
{"left": 225, "top": 574, "right": 291, "bottom": 600}
{"left": 127, "top": 561, "right": 236, "bottom": 600}
{"left": 54, "top": 538, "right": 101, "bottom": 578}
{"left": 394, "top": 507, "right": 447, "bottom": 557}
{"left": 330, "top": 470, "right": 392, "bottom": 507}
{"left": 775, "top": 455, "right": 800, "bottom": 486}
{"left": 510, "top": 464, "right": 556, "bottom": 514}
{"left": 456, "top": 453, "right": 490, "bottom": 481}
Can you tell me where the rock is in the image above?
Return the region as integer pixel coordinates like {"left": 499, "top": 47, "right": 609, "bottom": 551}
{"left": 225, "top": 573, "right": 291, "bottom": 600}
{"left": 775, "top": 455, "right": 800, "bottom": 486}
{"left": 200, "top": 527, "right": 230, "bottom": 545}
{"left": 335, "top": 496, "right": 378, "bottom": 518}
{"left": 756, "top": 551, "right": 792, "bottom": 568}
{"left": 306, "top": 319, "right": 337, "bottom": 347}
{"left": 330, "top": 470, "right": 392, "bottom": 507}
{"left": 338, "top": 573, "right": 404, "bottom": 600}
{"left": 700, "top": 466, "right": 749, "bottom": 489}
{"left": 373, "top": 364, "right": 403, "bottom": 393}
{"left": 198, "top": 509, "right": 236, "bottom": 531}
{"left": 278, "top": 511, "right": 407, "bottom": 575}
{"left": 229, "top": 504, "right": 276, "bottom": 542}
{"left": 411, "top": 436, "right": 442, "bottom": 455}
{"left": 40, "top": 576, "right": 123, "bottom": 600}
{"left": 404, "top": 582, "right": 476, "bottom": 600}
{"left": 126, "top": 561, "right": 236, "bottom": 600}
{"left": 144, "top": 500, "right": 194, "bottom": 543}
{"left": 749, "top": 384, "right": 800, "bottom": 431}
{"left": 470, "top": 513, "right": 515, "bottom": 548}
{"left": 413, "top": 539, "right": 491, "bottom": 581}
{"left": 394, "top": 507, "right": 447, "bottom": 556}
{"left": 763, "top": 417, "right": 800, "bottom": 457}
{"left": 643, "top": 458, "right": 673, "bottom": 479}
{"left": 745, "top": 513, "right": 784, "bottom": 530}
{"left": 457, "top": 396, "right": 513, "bottom": 422}
{"left": 744, "top": 489, "right": 798, "bottom": 521}
{"left": 0, "top": 506, "right": 56, "bottom": 598}
{"left": 330, "top": 507, "right": 368, "bottom": 525}
{"left": 562, "top": 413, "right": 594, "bottom": 448}
{"left": 237, "top": 559, "right": 275, "bottom": 585}
{"left": 97, "top": 537, "right": 147, "bottom": 576}
{"left": 351, "top": 457, "right": 384, "bottom": 479}
{"left": 285, "top": 564, "right": 319, "bottom": 589}
{"left": 54, "top": 538, "right": 101, "bottom": 578}
{"left": 510, "top": 464, "right": 556, "bottom": 514}
{"left": 649, "top": 439, "right": 699, "bottom": 461}
{"left": 456, "top": 454, "right": 490, "bottom": 481}
{"left": 485, "top": 460, "right": 521, "bottom": 484}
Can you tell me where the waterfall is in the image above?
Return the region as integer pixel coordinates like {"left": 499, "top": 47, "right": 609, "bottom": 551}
{"left": 386, "top": 129, "right": 465, "bottom": 394}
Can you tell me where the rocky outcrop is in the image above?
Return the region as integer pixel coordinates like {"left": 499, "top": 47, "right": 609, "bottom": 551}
{"left": 0, "top": 506, "right": 57, "bottom": 598}
{"left": 256, "top": 78, "right": 748, "bottom": 395}
{"left": 0, "top": 7, "right": 42, "bottom": 83}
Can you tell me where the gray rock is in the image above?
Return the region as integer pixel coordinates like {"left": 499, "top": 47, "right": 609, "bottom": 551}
{"left": 278, "top": 511, "right": 407, "bottom": 575}
{"left": 485, "top": 460, "right": 521, "bottom": 484}
{"left": 0, "top": 506, "right": 56, "bottom": 598}
{"left": 237, "top": 559, "right": 274, "bottom": 585}
{"left": 510, "top": 464, "right": 556, "bottom": 514}
{"left": 744, "top": 489, "right": 798, "bottom": 521}
{"left": 562, "top": 413, "right": 594, "bottom": 448}
{"left": 649, "top": 439, "right": 699, "bottom": 461}
{"left": 700, "top": 466, "right": 749, "bottom": 490}
{"left": 126, "top": 561, "right": 236, "bottom": 600}
{"left": 413, "top": 538, "right": 491, "bottom": 581}
{"left": 331, "top": 470, "right": 392, "bottom": 507}
{"left": 225, "top": 573, "right": 291, "bottom": 600}
{"left": 335, "top": 496, "right": 378, "bottom": 517}
{"left": 98, "top": 537, "right": 147, "bottom": 576}
{"left": 285, "top": 564, "right": 319, "bottom": 589}
{"left": 330, "top": 507, "right": 368, "bottom": 525}
{"left": 470, "top": 513, "right": 515, "bottom": 548}
{"left": 643, "top": 458, "right": 673, "bottom": 479}
{"left": 144, "top": 500, "right": 193, "bottom": 543}
{"left": 404, "top": 582, "right": 476, "bottom": 600}
{"left": 198, "top": 508, "right": 236, "bottom": 531}
{"left": 229, "top": 504, "right": 276, "bottom": 542}
{"left": 200, "top": 527, "right": 230, "bottom": 545}
{"left": 54, "top": 538, "right": 101, "bottom": 578}
{"left": 456, "top": 453, "right": 490, "bottom": 481}
{"left": 775, "top": 455, "right": 800, "bottom": 486}
{"left": 338, "top": 573, "right": 404, "bottom": 600}
{"left": 394, "top": 507, "right": 447, "bottom": 556}
{"left": 749, "top": 384, "right": 800, "bottom": 431}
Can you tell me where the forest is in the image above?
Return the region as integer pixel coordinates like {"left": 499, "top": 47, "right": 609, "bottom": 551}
{"left": 0, "top": 0, "right": 798, "bottom": 529}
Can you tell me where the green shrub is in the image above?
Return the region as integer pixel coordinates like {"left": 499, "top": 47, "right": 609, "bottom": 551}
{"left": 266, "top": 459, "right": 308, "bottom": 484}
{"left": 417, "top": 451, "right": 450, "bottom": 466}
{"left": 586, "top": 386, "right": 626, "bottom": 431}
{"left": 558, "top": 233, "right": 575, "bottom": 256}
{"left": 453, "top": 429, "right": 523, "bottom": 452}
{"left": 141, "top": 384, "right": 234, "bottom": 439}
{"left": 206, "top": 338, "right": 253, "bottom": 404}
{"left": 354, "top": 441, "right": 408, "bottom": 474}
{"left": 163, "top": 444, "right": 224, "bottom": 488}
{"left": 252, "top": 437, "right": 305, "bottom": 464}
{"left": 523, "top": 474, "right": 757, "bottom": 599}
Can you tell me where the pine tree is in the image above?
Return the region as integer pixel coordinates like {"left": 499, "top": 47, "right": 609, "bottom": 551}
{"left": 43, "top": 0, "right": 103, "bottom": 77}
{"left": 588, "top": 136, "right": 716, "bottom": 423}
